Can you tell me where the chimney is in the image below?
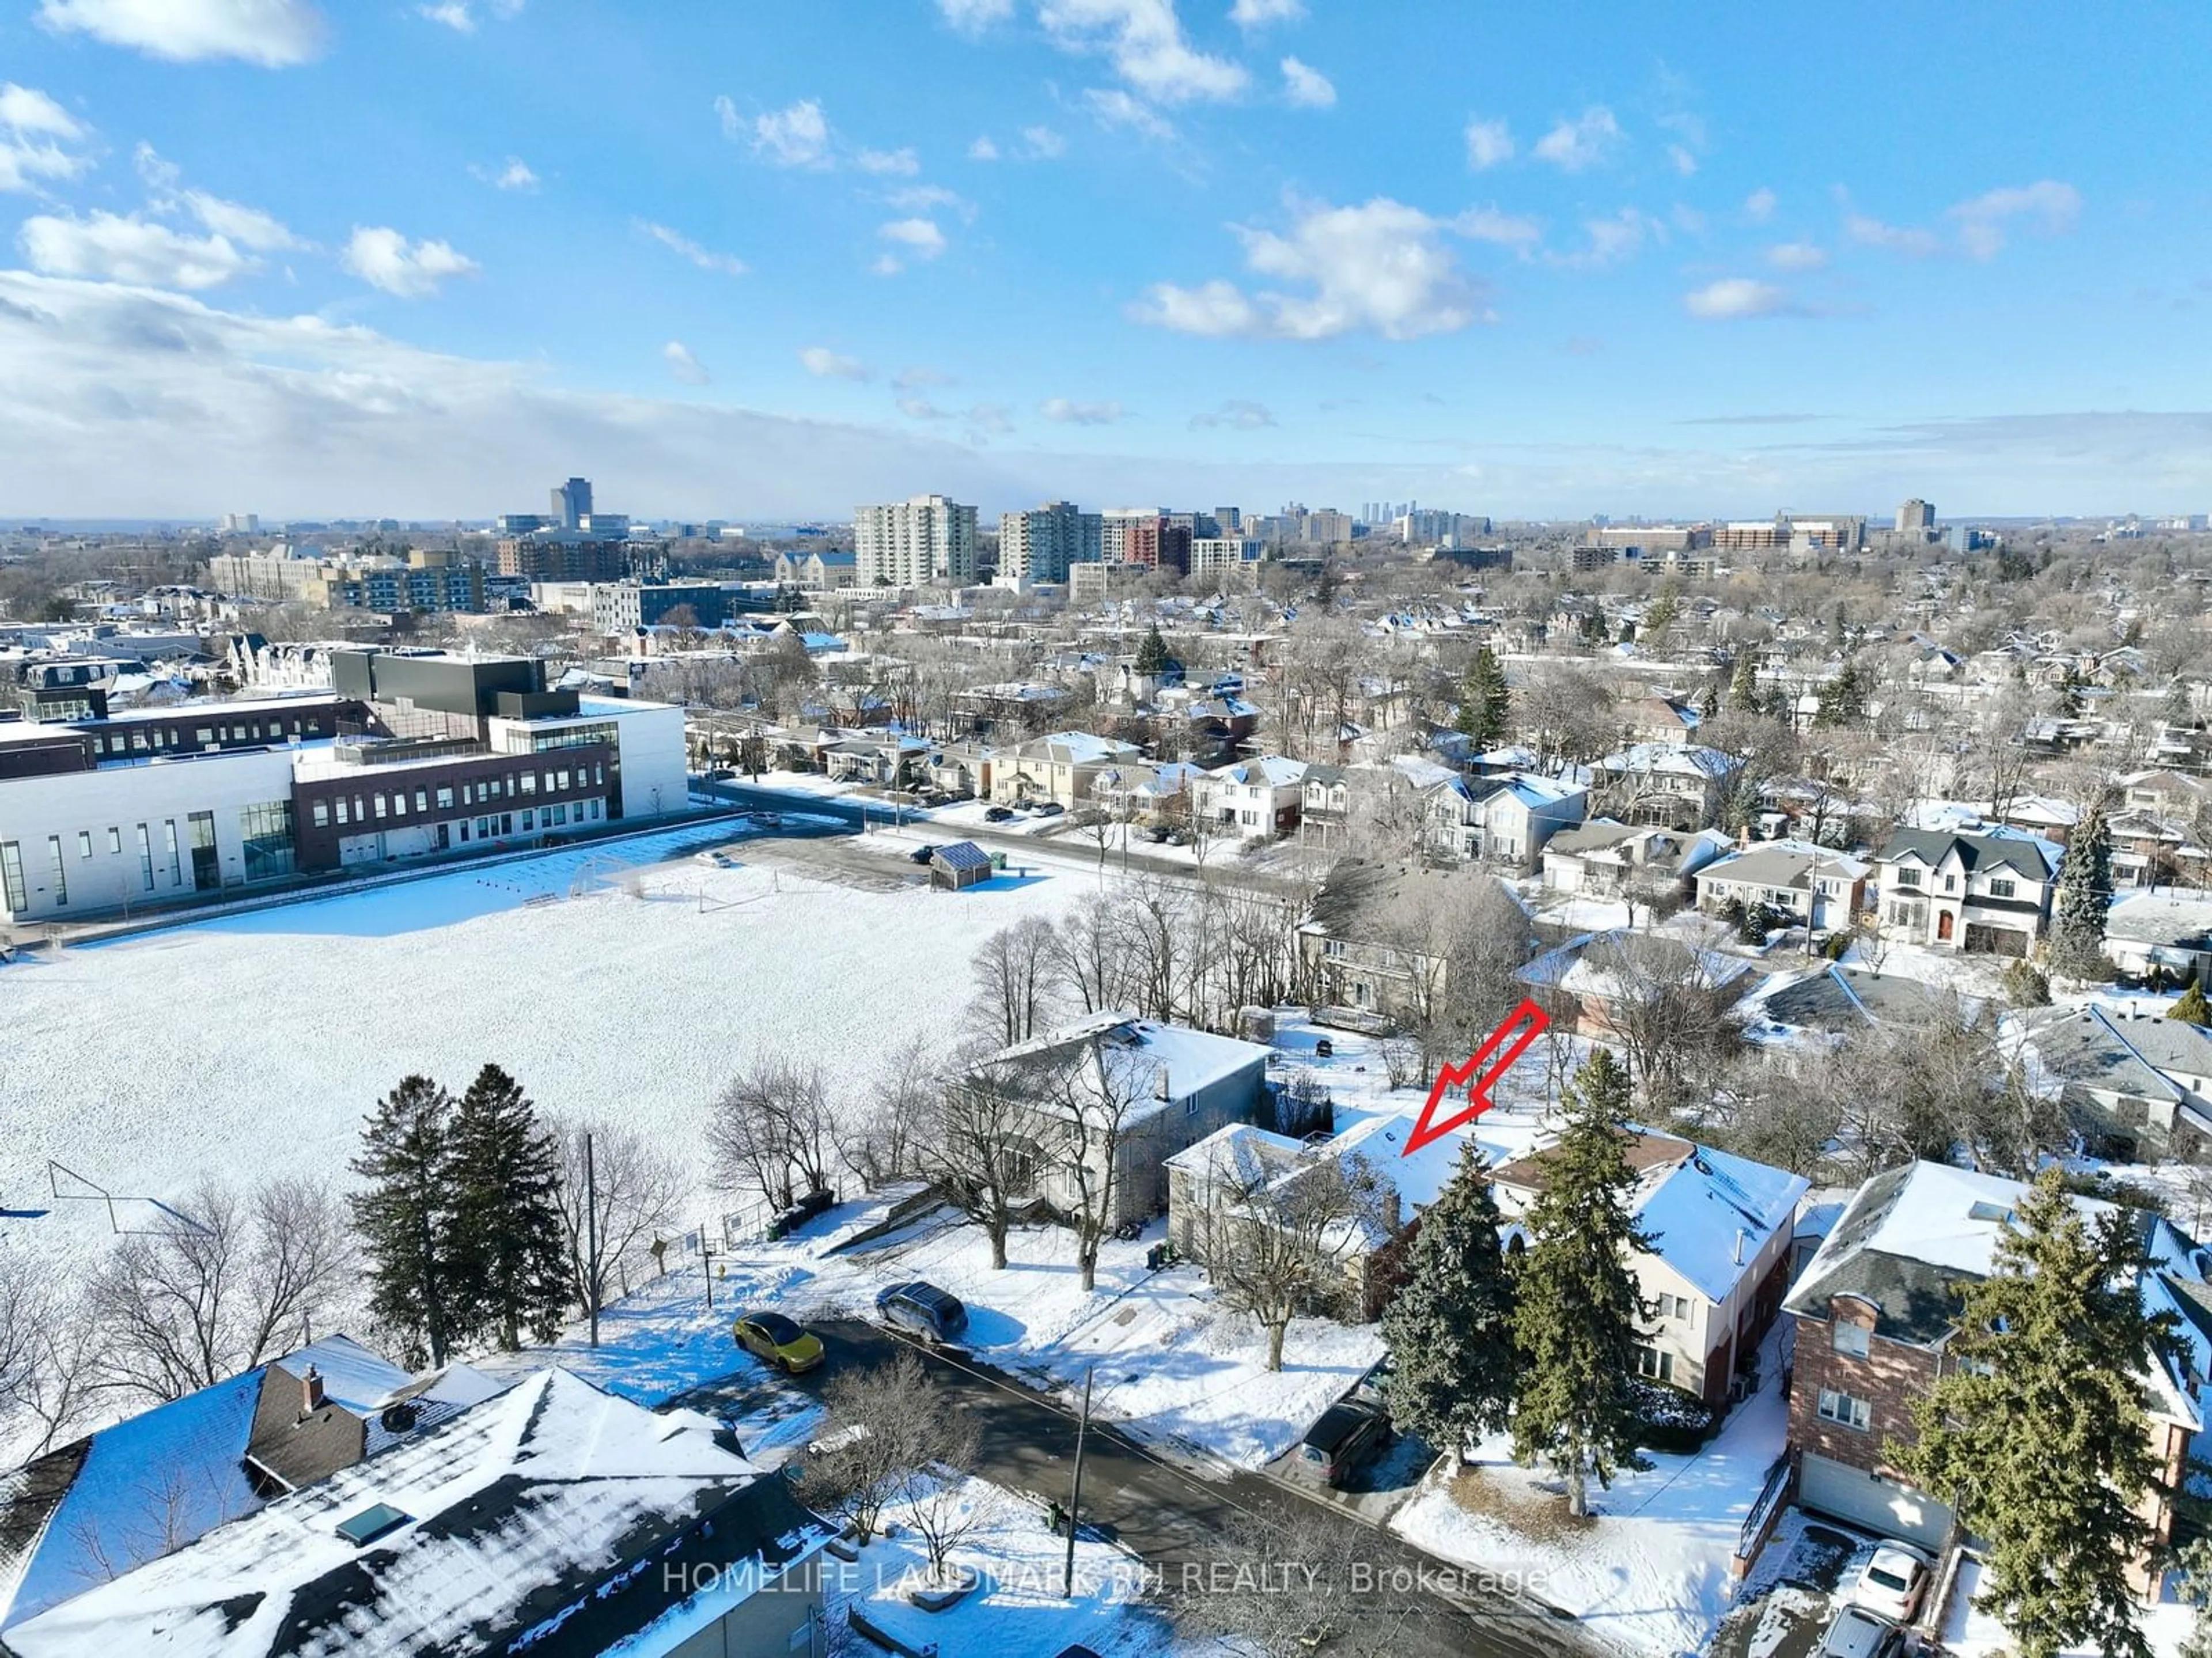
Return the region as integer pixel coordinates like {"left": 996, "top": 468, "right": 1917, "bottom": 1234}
{"left": 1732, "top": 1228, "right": 1746, "bottom": 1266}
{"left": 300, "top": 1363, "right": 325, "bottom": 1414}
{"left": 1155, "top": 1063, "right": 1172, "bottom": 1102}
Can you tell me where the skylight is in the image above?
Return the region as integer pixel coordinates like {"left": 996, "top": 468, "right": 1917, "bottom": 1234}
{"left": 335, "top": 1503, "right": 411, "bottom": 1547}
{"left": 1967, "top": 1201, "right": 2015, "bottom": 1225}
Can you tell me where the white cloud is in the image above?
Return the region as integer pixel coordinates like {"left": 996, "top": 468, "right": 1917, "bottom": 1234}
{"left": 897, "top": 396, "right": 952, "bottom": 421}
{"left": 878, "top": 218, "right": 947, "bottom": 264}
{"left": 1767, "top": 240, "right": 1827, "bottom": 271}
{"left": 1549, "top": 207, "right": 1659, "bottom": 270}
{"left": 36, "top": 0, "right": 327, "bottom": 66}
{"left": 856, "top": 146, "right": 920, "bottom": 176}
{"left": 800, "top": 346, "right": 873, "bottom": 381}
{"left": 965, "top": 401, "right": 1014, "bottom": 435}
{"left": 1666, "top": 143, "right": 1697, "bottom": 176}
{"left": 662, "top": 340, "right": 709, "bottom": 385}
{"left": 884, "top": 184, "right": 974, "bottom": 219}
{"left": 1464, "top": 116, "right": 1513, "bottom": 170}
{"left": 1228, "top": 0, "right": 1301, "bottom": 26}
{"left": 0, "top": 84, "right": 94, "bottom": 194}
{"left": 1190, "top": 398, "right": 1275, "bottom": 429}
{"left": 893, "top": 365, "right": 955, "bottom": 391}
{"left": 1021, "top": 124, "right": 1067, "bottom": 158}
{"left": 470, "top": 157, "right": 539, "bottom": 191}
{"left": 967, "top": 135, "right": 1001, "bottom": 161}
{"left": 1038, "top": 0, "right": 1249, "bottom": 104}
{"left": 1279, "top": 56, "right": 1334, "bottom": 108}
{"left": 637, "top": 219, "right": 747, "bottom": 276}
{"left": 419, "top": 2, "right": 472, "bottom": 31}
{"left": 936, "top": 0, "right": 1013, "bottom": 28}
{"left": 183, "top": 190, "right": 304, "bottom": 251}
{"left": 20, "top": 210, "right": 256, "bottom": 289}
{"left": 1744, "top": 187, "right": 1777, "bottom": 222}
{"left": 1132, "top": 195, "right": 1489, "bottom": 341}
{"left": 1683, "top": 277, "right": 1796, "bottom": 320}
{"left": 1455, "top": 206, "right": 1541, "bottom": 251}
{"left": 871, "top": 253, "right": 904, "bottom": 277}
{"left": 1844, "top": 211, "right": 1940, "bottom": 258}
{"left": 1041, "top": 396, "right": 1127, "bottom": 425}
{"left": 342, "top": 226, "right": 480, "bottom": 297}
{"left": 748, "top": 99, "right": 834, "bottom": 168}
{"left": 132, "top": 140, "right": 180, "bottom": 190}
{"left": 1082, "top": 88, "right": 1173, "bottom": 139}
{"left": 1949, "top": 179, "right": 2080, "bottom": 259}
{"left": 1532, "top": 105, "right": 1620, "bottom": 172}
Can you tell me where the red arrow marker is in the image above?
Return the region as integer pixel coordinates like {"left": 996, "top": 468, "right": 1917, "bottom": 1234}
{"left": 1402, "top": 997, "right": 1551, "bottom": 1157}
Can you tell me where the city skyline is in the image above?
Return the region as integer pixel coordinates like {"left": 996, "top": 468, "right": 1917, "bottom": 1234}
{"left": 2, "top": 1, "right": 2209, "bottom": 518}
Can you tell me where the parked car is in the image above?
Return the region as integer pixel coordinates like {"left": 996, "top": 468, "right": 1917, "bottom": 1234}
{"left": 693, "top": 849, "right": 735, "bottom": 868}
{"left": 1817, "top": 1607, "right": 1904, "bottom": 1658}
{"left": 984, "top": 805, "right": 1016, "bottom": 823}
{"left": 875, "top": 1281, "right": 969, "bottom": 1342}
{"left": 751, "top": 811, "right": 784, "bottom": 829}
{"left": 907, "top": 843, "right": 938, "bottom": 865}
{"left": 1142, "top": 824, "right": 1173, "bottom": 843}
{"left": 734, "top": 1311, "right": 825, "bottom": 1374}
{"left": 1032, "top": 801, "right": 1065, "bottom": 817}
{"left": 1850, "top": 1542, "right": 1933, "bottom": 1622}
{"left": 1290, "top": 1397, "right": 1389, "bottom": 1487}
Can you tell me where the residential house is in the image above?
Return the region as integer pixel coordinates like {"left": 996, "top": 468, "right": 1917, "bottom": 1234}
{"left": 1783, "top": 1160, "right": 2202, "bottom": 1576}
{"left": 2122, "top": 769, "right": 2210, "bottom": 823}
{"left": 773, "top": 548, "right": 858, "bottom": 589}
{"left": 993, "top": 730, "right": 1144, "bottom": 808}
{"left": 1300, "top": 763, "right": 1354, "bottom": 846}
{"left": 1517, "top": 928, "right": 1756, "bottom": 1042}
{"left": 2109, "top": 809, "right": 2192, "bottom": 888}
{"left": 1747, "top": 962, "right": 1957, "bottom": 1040}
{"left": 1872, "top": 828, "right": 2059, "bottom": 955}
{"left": 1622, "top": 695, "right": 1702, "bottom": 747}
{"left": 1193, "top": 755, "right": 1307, "bottom": 839}
{"left": 1092, "top": 759, "right": 1201, "bottom": 824}
{"left": 821, "top": 732, "right": 931, "bottom": 789}
{"left": 950, "top": 682, "right": 1073, "bottom": 737}
{"left": 1297, "top": 862, "right": 1528, "bottom": 1025}
{"left": 0, "top": 1336, "right": 502, "bottom": 1639}
{"left": 2105, "top": 890, "right": 2212, "bottom": 985}
{"left": 1418, "top": 771, "right": 1587, "bottom": 871}
{"left": 983, "top": 1012, "right": 1272, "bottom": 1229}
{"left": 1694, "top": 839, "right": 1871, "bottom": 932}
{"left": 1986, "top": 793, "right": 2080, "bottom": 847}
{"left": 2020, "top": 1001, "right": 2212, "bottom": 1162}
{"left": 922, "top": 738, "right": 1000, "bottom": 800}
{"left": 1540, "top": 819, "right": 1732, "bottom": 900}
{"left": 1493, "top": 1131, "right": 1809, "bottom": 1407}
{"left": 1592, "top": 743, "right": 1743, "bottom": 831}
{"left": 6, "top": 1368, "right": 835, "bottom": 1658}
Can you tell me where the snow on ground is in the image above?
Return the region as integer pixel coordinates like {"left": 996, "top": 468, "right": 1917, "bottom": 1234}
{"left": 1941, "top": 1556, "right": 2199, "bottom": 1658}
{"left": 832, "top": 1474, "right": 1168, "bottom": 1658}
{"left": 1391, "top": 1331, "right": 1790, "bottom": 1656}
{"left": 0, "top": 824, "right": 1094, "bottom": 1269}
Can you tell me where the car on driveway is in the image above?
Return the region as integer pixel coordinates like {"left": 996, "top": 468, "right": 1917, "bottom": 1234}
{"left": 694, "top": 849, "right": 736, "bottom": 868}
{"left": 734, "top": 1311, "right": 825, "bottom": 1374}
{"left": 875, "top": 1281, "right": 969, "bottom": 1342}
{"left": 984, "top": 805, "right": 1016, "bottom": 822}
{"left": 1849, "top": 1542, "right": 1933, "bottom": 1622}
{"left": 1032, "top": 801, "right": 1065, "bottom": 817}
{"left": 751, "top": 811, "right": 784, "bottom": 830}
{"left": 1817, "top": 1606, "right": 1904, "bottom": 1658}
{"left": 907, "top": 844, "right": 938, "bottom": 864}
{"left": 1289, "top": 1396, "right": 1389, "bottom": 1487}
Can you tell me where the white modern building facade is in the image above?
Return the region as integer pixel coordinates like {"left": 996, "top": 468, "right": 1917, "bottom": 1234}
{"left": 854, "top": 494, "right": 978, "bottom": 586}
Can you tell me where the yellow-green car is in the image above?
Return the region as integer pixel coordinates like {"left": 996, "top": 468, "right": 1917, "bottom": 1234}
{"left": 733, "top": 1311, "right": 825, "bottom": 1375}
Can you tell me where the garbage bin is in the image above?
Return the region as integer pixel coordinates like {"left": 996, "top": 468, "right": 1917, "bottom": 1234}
{"left": 1145, "top": 1243, "right": 1165, "bottom": 1272}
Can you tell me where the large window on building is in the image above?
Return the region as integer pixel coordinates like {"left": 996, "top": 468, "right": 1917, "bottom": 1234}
{"left": 1817, "top": 1388, "right": 1872, "bottom": 1430}
{"left": 240, "top": 801, "right": 296, "bottom": 883}
{"left": 135, "top": 824, "right": 154, "bottom": 891}
{"left": 0, "top": 841, "right": 24, "bottom": 913}
{"left": 47, "top": 835, "right": 66, "bottom": 906}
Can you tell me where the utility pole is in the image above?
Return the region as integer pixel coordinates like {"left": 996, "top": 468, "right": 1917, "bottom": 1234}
{"left": 701, "top": 1232, "right": 718, "bottom": 1313}
{"left": 584, "top": 1131, "right": 600, "bottom": 1349}
{"left": 1062, "top": 1366, "right": 1093, "bottom": 1598}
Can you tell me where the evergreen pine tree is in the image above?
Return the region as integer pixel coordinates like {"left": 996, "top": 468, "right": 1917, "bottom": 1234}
{"left": 1814, "top": 657, "right": 1866, "bottom": 727}
{"left": 351, "top": 1075, "right": 460, "bottom": 1368}
{"left": 1134, "top": 623, "right": 1170, "bottom": 677}
{"left": 2170, "top": 981, "right": 2211, "bottom": 1027}
{"left": 1509, "top": 1049, "right": 1654, "bottom": 1517}
{"left": 449, "top": 1064, "right": 573, "bottom": 1350}
{"left": 1727, "top": 650, "right": 1760, "bottom": 715}
{"left": 2056, "top": 664, "right": 2086, "bottom": 718}
{"left": 1455, "top": 646, "right": 1511, "bottom": 749}
{"left": 1895, "top": 1171, "right": 2166, "bottom": 1658}
{"left": 1697, "top": 679, "right": 1721, "bottom": 724}
{"left": 2048, "top": 800, "right": 2115, "bottom": 980}
{"left": 1379, "top": 1141, "right": 1518, "bottom": 1453}
{"left": 1643, "top": 585, "right": 1679, "bottom": 641}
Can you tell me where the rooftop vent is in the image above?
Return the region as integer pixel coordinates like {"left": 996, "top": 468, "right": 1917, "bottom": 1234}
{"left": 335, "top": 1503, "right": 411, "bottom": 1548}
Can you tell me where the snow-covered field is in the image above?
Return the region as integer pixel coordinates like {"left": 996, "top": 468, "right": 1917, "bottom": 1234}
{"left": 1392, "top": 1328, "right": 1791, "bottom": 1656}
{"left": 0, "top": 822, "right": 1093, "bottom": 1263}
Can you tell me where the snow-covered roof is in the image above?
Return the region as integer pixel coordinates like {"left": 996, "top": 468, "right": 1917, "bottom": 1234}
{"left": 991, "top": 1012, "right": 1271, "bottom": 1125}
{"left": 1206, "top": 754, "right": 1306, "bottom": 788}
{"left": 7, "top": 1369, "right": 827, "bottom": 1658}
{"left": 1696, "top": 839, "right": 1871, "bottom": 889}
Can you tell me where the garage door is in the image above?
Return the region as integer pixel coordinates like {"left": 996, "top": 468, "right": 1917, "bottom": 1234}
{"left": 1797, "top": 1453, "right": 1952, "bottom": 1550}
{"left": 1961, "top": 922, "right": 2029, "bottom": 957}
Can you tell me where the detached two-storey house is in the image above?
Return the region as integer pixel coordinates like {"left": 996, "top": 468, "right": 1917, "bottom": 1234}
{"left": 1193, "top": 755, "right": 1306, "bottom": 839}
{"left": 1416, "top": 771, "right": 1586, "bottom": 870}
{"left": 995, "top": 730, "right": 1144, "bottom": 808}
{"left": 1872, "top": 827, "right": 2058, "bottom": 956}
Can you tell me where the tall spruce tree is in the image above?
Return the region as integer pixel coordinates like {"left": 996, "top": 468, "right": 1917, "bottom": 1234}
{"left": 1726, "top": 650, "right": 1760, "bottom": 714}
{"left": 2171, "top": 981, "right": 2211, "bottom": 1027}
{"left": 1509, "top": 1049, "right": 1653, "bottom": 1517}
{"left": 1894, "top": 1171, "right": 2166, "bottom": 1658}
{"left": 1135, "top": 623, "right": 1170, "bottom": 677}
{"left": 1455, "top": 646, "right": 1512, "bottom": 749}
{"left": 351, "top": 1075, "right": 460, "bottom": 1368}
{"left": 450, "top": 1064, "right": 573, "bottom": 1350}
{"left": 2048, "top": 800, "right": 2115, "bottom": 980}
{"left": 1379, "top": 1141, "right": 1518, "bottom": 1453}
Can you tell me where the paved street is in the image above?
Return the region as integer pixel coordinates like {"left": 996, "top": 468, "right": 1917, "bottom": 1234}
{"left": 672, "top": 1319, "right": 1608, "bottom": 1658}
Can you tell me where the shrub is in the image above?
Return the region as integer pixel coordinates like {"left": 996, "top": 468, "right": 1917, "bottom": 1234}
{"left": 2001, "top": 958, "right": 2052, "bottom": 1008}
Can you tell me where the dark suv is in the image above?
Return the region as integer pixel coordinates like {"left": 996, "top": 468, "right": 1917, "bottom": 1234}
{"left": 1291, "top": 1396, "right": 1390, "bottom": 1486}
{"left": 874, "top": 1281, "right": 969, "bottom": 1342}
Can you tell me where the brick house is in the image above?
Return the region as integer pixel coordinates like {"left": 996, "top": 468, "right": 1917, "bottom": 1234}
{"left": 1782, "top": 1159, "right": 2203, "bottom": 1577}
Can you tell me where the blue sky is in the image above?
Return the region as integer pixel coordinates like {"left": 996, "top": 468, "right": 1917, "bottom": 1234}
{"left": 1, "top": 0, "right": 2208, "bottom": 520}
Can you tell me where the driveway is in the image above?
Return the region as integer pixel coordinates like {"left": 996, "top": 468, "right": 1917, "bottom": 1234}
{"left": 1706, "top": 1514, "right": 1868, "bottom": 1658}
{"left": 667, "top": 1319, "right": 1607, "bottom": 1658}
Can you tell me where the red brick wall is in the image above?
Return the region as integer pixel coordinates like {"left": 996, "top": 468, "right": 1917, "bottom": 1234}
{"left": 1787, "top": 1301, "right": 1941, "bottom": 1478}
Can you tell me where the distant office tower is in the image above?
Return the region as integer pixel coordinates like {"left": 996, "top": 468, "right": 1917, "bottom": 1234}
{"left": 999, "top": 501, "right": 1102, "bottom": 582}
{"left": 1121, "top": 515, "right": 1191, "bottom": 575}
{"left": 552, "top": 478, "right": 593, "bottom": 531}
{"left": 1214, "top": 506, "right": 1243, "bottom": 533}
{"left": 1896, "top": 498, "right": 1935, "bottom": 534}
{"left": 855, "top": 494, "right": 978, "bottom": 586}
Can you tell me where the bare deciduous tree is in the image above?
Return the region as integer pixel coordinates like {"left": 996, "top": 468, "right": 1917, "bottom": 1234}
{"left": 969, "top": 915, "right": 1060, "bottom": 1046}
{"left": 796, "top": 1350, "right": 978, "bottom": 1562}
{"left": 918, "top": 1066, "right": 1043, "bottom": 1270}
{"left": 834, "top": 1032, "right": 940, "bottom": 1188}
{"left": 550, "top": 1117, "right": 688, "bottom": 1330}
{"left": 707, "top": 1053, "right": 838, "bottom": 1212}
